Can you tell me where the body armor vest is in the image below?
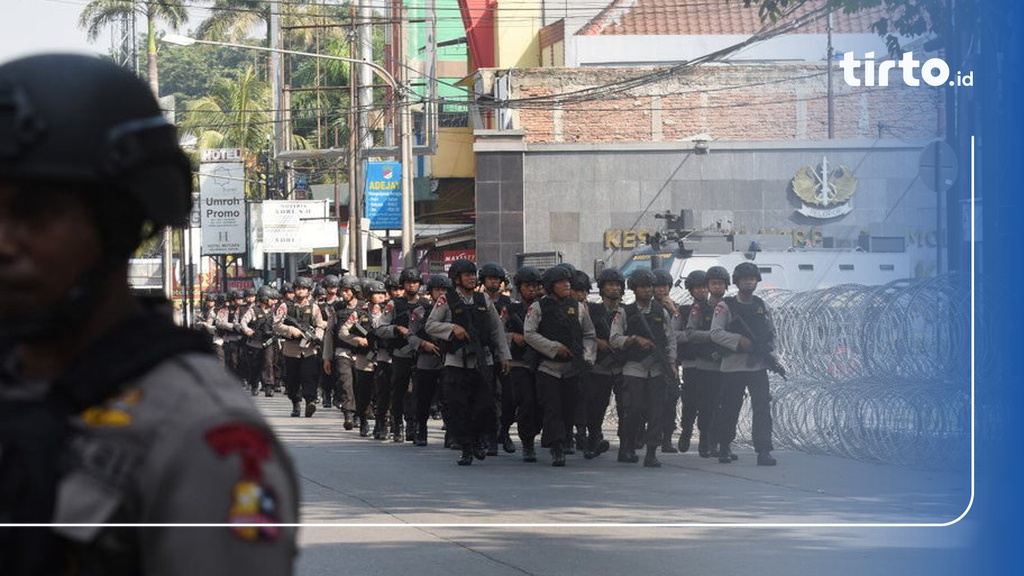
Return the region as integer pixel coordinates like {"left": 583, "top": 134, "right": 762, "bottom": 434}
{"left": 588, "top": 301, "right": 616, "bottom": 364}
{"left": 722, "top": 295, "right": 772, "bottom": 346}
{"left": 504, "top": 301, "right": 529, "bottom": 361}
{"left": 445, "top": 289, "right": 493, "bottom": 354}
{"left": 537, "top": 296, "right": 584, "bottom": 362}
{"left": 623, "top": 300, "right": 668, "bottom": 363}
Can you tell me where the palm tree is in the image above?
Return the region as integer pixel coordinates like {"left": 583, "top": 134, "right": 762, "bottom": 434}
{"left": 78, "top": 0, "right": 189, "bottom": 95}
{"left": 181, "top": 65, "right": 309, "bottom": 197}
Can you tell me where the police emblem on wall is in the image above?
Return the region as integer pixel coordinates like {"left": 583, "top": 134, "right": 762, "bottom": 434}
{"left": 791, "top": 156, "right": 857, "bottom": 219}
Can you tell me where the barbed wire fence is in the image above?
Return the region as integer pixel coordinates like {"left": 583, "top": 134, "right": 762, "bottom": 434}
{"left": 605, "top": 274, "right": 975, "bottom": 470}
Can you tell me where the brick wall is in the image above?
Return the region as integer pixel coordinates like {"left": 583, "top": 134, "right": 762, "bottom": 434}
{"left": 508, "top": 64, "right": 943, "bottom": 143}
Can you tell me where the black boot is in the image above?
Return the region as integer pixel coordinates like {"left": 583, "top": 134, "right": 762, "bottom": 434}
{"left": 617, "top": 446, "right": 639, "bottom": 463}
{"left": 359, "top": 417, "right": 370, "bottom": 437}
{"left": 551, "top": 444, "right": 566, "bottom": 467}
{"left": 643, "top": 445, "right": 662, "bottom": 468}
{"left": 290, "top": 401, "right": 301, "bottom": 417}
{"left": 373, "top": 420, "right": 386, "bottom": 440}
{"left": 501, "top": 431, "right": 516, "bottom": 453}
{"left": 661, "top": 433, "right": 679, "bottom": 454}
{"left": 457, "top": 447, "right": 473, "bottom": 466}
{"left": 414, "top": 424, "right": 428, "bottom": 446}
{"left": 405, "top": 421, "right": 416, "bottom": 442}
{"left": 522, "top": 440, "right": 537, "bottom": 463}
{"left": 757, "top": 451, "right": 777, "bottom": 466}
{"left": 486, "top": 433, "right": 499, "bottom": 457}
{"left": 391, "top": 421, "right": 403, "bottom": 443}
{"left": 718, "top": 443, "right": 737, "bottom": 463}
{"left": 679, "top": 430, "right": 693, "bottom": 453}
{"left": 263, "top": 383, "right": 274, "bottom": 398}
{"left": 472, "top": 440, "right": 487, "bottom": 461}
{"left": 343, "top": 411, "right": 354, "bottom": 430}
{"left": 697, "top": 435, "right": 710, "bottom": 457}
{"left": 305, "top": 401, "right": 316, "bottom": 417}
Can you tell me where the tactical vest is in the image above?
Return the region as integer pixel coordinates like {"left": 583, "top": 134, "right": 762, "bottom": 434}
{"left": 505, "top": 301, "right": 529, "bottom": 361}
{"left": 537, "top": 296, "right": 584, "bottom": 362}
{"left": 684, "top": 299, "right": 716, "bottom": 361}
{"left": 622, "top": 300, "right": 668, "bottom": 364}
{"left": 339, "top": 302, "right": 374, "bottom": 355}
{"left": 588, "top": 301, "right": 615, "bottom": 364}
{"left": 491, "top": 294, "right": 513, "bottom": 317}
{"left": 722, "top": 295, "right": 773, "bottom": 346}
{"left": 445, "top": 289, "right": 493, "bottom": 354}
{"left": 285, "top": 301, "right": 315, "bottom": 330}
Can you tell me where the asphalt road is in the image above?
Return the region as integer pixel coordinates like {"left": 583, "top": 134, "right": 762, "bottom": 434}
{"left": 255, "top": 394, "right": 976, "bottom": 576}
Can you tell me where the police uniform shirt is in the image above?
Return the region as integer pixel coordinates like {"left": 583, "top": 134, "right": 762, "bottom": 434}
{"left": 523, "top": 297, "right": 597, "bottom": 378}
{"left": 322, "top": 299, "right": 361, "bottom": 360}
{"left": 337, "top": 303, "right": 381, "bottom": 372}
{"left": 588, "top": 301, "right": 625, "bottom": 376}
{"left": 0, "top": 351, "right": 299, "bottom": 575}
{"left": 710, "top": 296, "right": 776, "bottom": 373}
{"left": 215, "top": 306, "right": 243, "bottom": 342}
{"left": 671, "top": 301, "right": 699, "bottom": 370}
{"left": 271, "top": 300, "right": 327, "bottom": 359}
{"left": 425, "top": 290, "right": 511, "bottom": 369}
{"left": 377, "top": 296, "right": 430, "bottom": 360}
{"left": 609, "top": 300, "right": 677, "bottom": 378}
{"left": 408, "top": 303, "right": 444, "bottom": 371}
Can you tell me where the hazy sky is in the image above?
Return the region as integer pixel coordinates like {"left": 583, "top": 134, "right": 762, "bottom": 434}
{"left": 1, "top": 0, "right": 110, "bottom": 62}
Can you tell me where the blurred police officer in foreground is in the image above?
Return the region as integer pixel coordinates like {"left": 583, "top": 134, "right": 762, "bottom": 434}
{"left": 0, "top": 54, "right": 298, "bottom": 575}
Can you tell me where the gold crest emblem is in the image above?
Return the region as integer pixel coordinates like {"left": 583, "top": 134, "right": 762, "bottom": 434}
{"left": 791, "top": 156, "right": 857, "bottom": 219}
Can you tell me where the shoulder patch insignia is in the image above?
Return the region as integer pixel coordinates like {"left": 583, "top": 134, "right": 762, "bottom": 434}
{"left": 435, "top": 294, "right": 447, "bottom": 307}
{"left": 80, "top": 389, "right": 142, "bottom": 428}
{"left": 714, "top": 302, "right": 727, "bottom": 315}
{"left": 229, "top": 480, "right": 282, "bottom": 542}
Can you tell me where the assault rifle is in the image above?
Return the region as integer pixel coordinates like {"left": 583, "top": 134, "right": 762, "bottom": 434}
{"left": 283, "top": 314, "right": 320, "bottom": 348}
{"left": 254, "top": 313, "right": 277, "bottom": 348}
{"left": 730, "top": 313, "right": 787, "bottom": 380}
{"left": 632, "top": 303, "right": 682, "bottom": 389}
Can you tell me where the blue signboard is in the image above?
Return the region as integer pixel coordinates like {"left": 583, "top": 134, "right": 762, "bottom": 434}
{"left": 364, "top": 161, "right": 402, "bottom": 230}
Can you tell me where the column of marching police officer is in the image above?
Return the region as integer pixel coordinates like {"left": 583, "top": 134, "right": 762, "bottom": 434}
{"left": 193, "top": 259, "right": 779, "bottom": 468}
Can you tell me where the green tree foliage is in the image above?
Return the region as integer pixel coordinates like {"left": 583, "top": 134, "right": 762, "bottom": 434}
{"left": 741, "top": 0, "right": 979, "bottom": 56}
{"left": 78, "top": 0, "right": 189, "bottom": 94}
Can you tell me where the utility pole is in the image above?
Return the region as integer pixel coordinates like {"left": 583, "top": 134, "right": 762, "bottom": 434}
{"left": 348, "top": 5, "right": 362, "bottom": 275}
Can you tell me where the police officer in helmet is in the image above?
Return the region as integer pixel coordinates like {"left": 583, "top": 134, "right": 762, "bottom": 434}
{"left": 0, "top": 54, "right": 298, "bottom": 574}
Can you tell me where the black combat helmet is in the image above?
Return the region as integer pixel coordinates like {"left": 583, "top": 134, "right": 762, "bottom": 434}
{"left": 513, "top": 266, "right": 542, "bottom": 287}
{"left": 399, "top": 268, "right": 422, "bottom": 284}
{"left": 0, "top": 55, "right": 192, "bottom": 233}
{"left": 684, "top": 270, "right": 708, "bottom": 290}
{"left": 705, "top": 266, "right": 731, "bottom": 286}
{"left": 426, "top": 275, "right": 453, "bottom": 290}
{"left": 627, "top": 269, "right": 656, "bottom": 290}
{"left": 540, "top": 265, "right": 573, "bottom": 293}
{"left": 294, "top": 277, "right": 314, "bottom": 290}
{"left": 384, "top": 274, "right": 402, "bottom": 290}
{"left": 732, "top": 261, "right": 762, "bottom": 283}
{"left": 339, "top": 275, "right": 360, "bottom": 291}
{"left": 365, "top": 280, "right": 387, "bottom": 294}
{"left": 447, "top": 258, "right": 477, "bottom": 280}
{"left": 257, "top": 286, "right": 280, "bottom": 301}
{"left": 321, "top": 274, "right": 340, "bottom": 288}
{"left": 651, "top": 268, "right": 674, "bottom": 287}
{"left": 570, "top": 270, "right": 592, "bottom": 292}
{"left": 478, "top": 262, "right": 507, "bottom": 280}
{"left": 596, "top": 268, "right": 625, "bottom": 287}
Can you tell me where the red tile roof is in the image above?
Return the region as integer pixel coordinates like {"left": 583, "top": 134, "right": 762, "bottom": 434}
{"left": 580, "top": 0, "right": 887, "bottom": 36}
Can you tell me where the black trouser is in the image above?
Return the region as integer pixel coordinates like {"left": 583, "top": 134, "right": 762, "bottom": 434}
{"left": 413, "top": 368, "right": 443, "bottom": 432}
{"left": 661, "top": 368, "right": 682, "bottom": 439}
{"left": 331, "top": 356, "right": 356, "bottom": 412}
{"left": 388, "top": 356, "right": 416, "bottom": 429}
{"left": 319, "top": 358, "right": 336, "bottom": 406}
{"left": 508, "top": 366, "right": 540, "bottom": 446}
{"left": 373, "top": 361, "right": 394, "bottom": 423}
{"left": 224, "top": 339, "right": 244, "bottom": 382}
{"left": 353, "top": 367, "right": 375, "bottom": 422}
{"left": 619, "top": 373, "right": 667, "bottom": 449}
{"left": 535, "top": 372, "right": 579, "bottom": 450}
{"left": 715, "top": 369, "right": 773, "bottom": 452}
{"left": 493, "top": 368, "right": 517, "bottom": 443}
{"left": 582, "top": 371, "right": 617, "bottom": 448}
{"left": 678, "top": 366, "right": 699, "bottom": 437}
{"left": 244, "top": 345, "right": 277, "bottom": 393}
{"left": 284, "top": 355, "right": 320, "bottom": 403}
{"left": 442, "top": 366, "right": 494, "bottom": 448}
{"left": 693, "top": 368, "right": 722, "bottom": 448}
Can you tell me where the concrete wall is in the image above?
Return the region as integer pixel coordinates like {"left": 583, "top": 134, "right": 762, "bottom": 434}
{"left": 475, "top": 138, "right": 942, "bottom": 275}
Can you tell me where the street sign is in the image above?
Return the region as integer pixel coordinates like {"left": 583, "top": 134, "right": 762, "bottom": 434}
{"left": 364, "top": 161, "right": 403, "bottom": 230}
